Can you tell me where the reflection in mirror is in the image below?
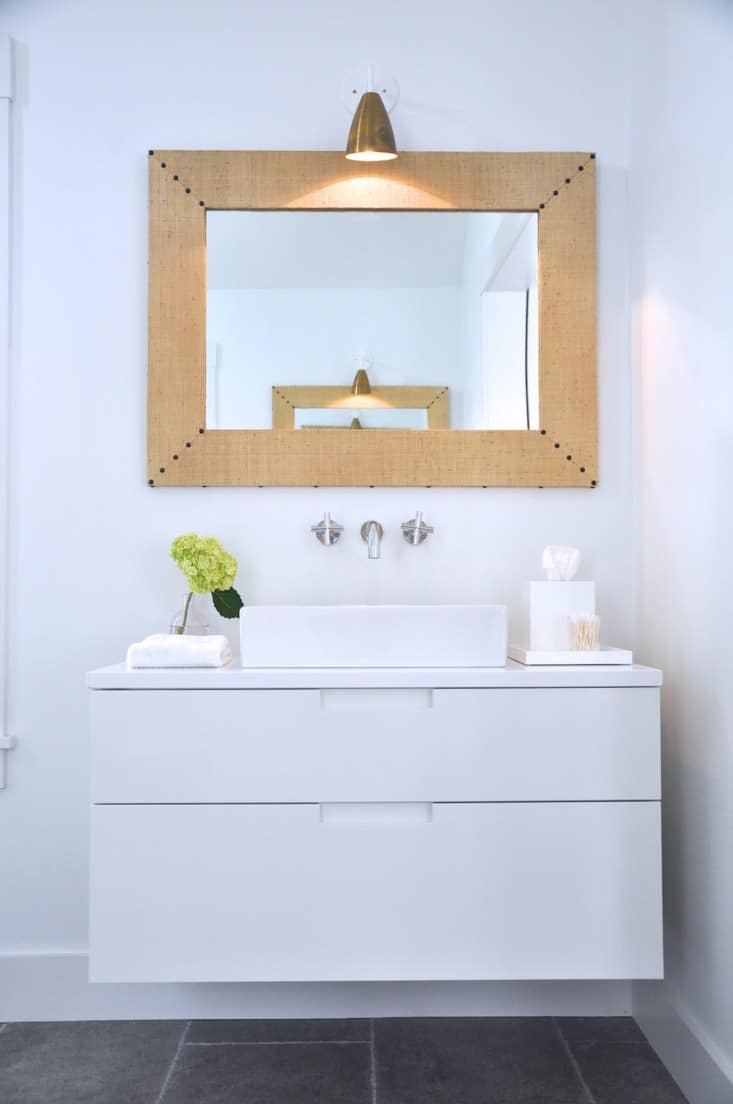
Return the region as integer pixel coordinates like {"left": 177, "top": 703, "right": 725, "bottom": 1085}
{"left": 294, "top": 408, "right": 428, "bottom": 430}
{"left": 206, "top": 211, "right": 538, "bottom": 431}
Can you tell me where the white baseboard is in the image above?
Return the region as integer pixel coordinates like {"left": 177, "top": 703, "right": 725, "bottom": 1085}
{"left": 0, "top": 952, "right": 631, "bottom": 1022}
{"left": 633, "top": 981, "right": 733, "bottom": 1104}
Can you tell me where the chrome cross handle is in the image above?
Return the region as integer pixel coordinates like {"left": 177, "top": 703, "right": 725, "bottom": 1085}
{"left": 401, "top": 510, "right": 434, "bottom": 546}
{"left": 311, "top": 512, "right": 344, "bottom": 546}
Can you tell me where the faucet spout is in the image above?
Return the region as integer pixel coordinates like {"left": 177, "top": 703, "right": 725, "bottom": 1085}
{"left": 360, "top": 520, "right": 384, "bottom": 560}
{"left": 367, "top": 523, "right": 380, "bottom": 560}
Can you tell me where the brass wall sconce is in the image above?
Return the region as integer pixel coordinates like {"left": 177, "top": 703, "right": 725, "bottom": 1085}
{"left": 351, "top": 368, "right": 372, "bottom": 396}
{"left": 345, "top": 66, "right": 398, "bottom": 161}
{"left": 334, "top": 367, "right": 391, "bottom": 410}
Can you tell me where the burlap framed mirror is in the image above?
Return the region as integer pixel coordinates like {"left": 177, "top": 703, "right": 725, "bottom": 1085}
{"left": 148, "top": 151, "right": 596, "bottom": 487}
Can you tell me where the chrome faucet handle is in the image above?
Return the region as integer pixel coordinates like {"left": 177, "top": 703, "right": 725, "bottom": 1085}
{"left": 311, "top": 512, "right": 344, "bottom": 546}
{"left": 401, "top": 510, "right": 434, "bottom": 546}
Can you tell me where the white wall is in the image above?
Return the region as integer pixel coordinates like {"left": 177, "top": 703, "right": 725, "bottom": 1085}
{"left": 629, "top": 0, "right": 733, "bottom": 1096}
{"left": 0, "top": 0, "right": 634, "bottom": 1018}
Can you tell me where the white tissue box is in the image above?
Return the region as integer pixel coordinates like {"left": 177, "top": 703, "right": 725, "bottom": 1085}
{"left": 528, "top": 581, "right": 596, "bottom": 651}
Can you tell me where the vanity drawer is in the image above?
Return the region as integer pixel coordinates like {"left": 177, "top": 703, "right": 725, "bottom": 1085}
{"left": 90, "top": 687, "right": 660, "bottom": 803}
{"left": 89, "top": 800, "right": 663, "bottom": 982}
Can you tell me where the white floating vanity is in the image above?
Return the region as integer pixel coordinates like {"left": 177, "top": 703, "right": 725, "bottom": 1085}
{"left": 87, "top": 661, "right": 663, "bottom": 984}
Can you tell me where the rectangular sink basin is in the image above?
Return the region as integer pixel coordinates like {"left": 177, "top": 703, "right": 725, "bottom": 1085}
{"left": 240, "top": 605, "right": 507, "bottom": 668}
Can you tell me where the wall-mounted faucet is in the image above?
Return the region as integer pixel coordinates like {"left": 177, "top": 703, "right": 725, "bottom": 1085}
{"left": 312, "top": 513, "right": 432, "bottom": 557}
{"left": 311, "top": 512, "right": 344, "bottom": 546}
{"left": 360, "top": 520, "right": 384, "bottom": 560}
{"left": 401, "top": 511, "right": 434, "bottom": 546}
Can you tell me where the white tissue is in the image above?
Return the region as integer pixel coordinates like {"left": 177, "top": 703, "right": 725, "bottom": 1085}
{"left": 542, "top": 545, "right": 581, "bottom": 582}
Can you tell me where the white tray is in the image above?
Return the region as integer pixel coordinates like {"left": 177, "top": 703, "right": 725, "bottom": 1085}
{"left": 508, "top": 644, "right": 633, "bottom": 666}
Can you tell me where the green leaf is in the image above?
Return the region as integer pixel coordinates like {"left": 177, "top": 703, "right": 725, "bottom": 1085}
{"left": 212, "top": 587, "right": 244, "bottom": 619}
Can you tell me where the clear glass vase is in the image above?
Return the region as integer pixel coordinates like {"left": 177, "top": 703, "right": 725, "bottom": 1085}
{"left": 170, "top": 592, "right": 210, "bottom": 636}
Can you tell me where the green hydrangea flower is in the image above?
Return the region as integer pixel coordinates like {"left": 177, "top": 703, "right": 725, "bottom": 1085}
{"left": 170, "top": 533, "right": 238, "bottom": 595}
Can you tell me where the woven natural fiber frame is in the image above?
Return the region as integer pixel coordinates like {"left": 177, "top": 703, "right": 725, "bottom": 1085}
{"left": 148, "top": 151, "right": 597, "bottom": 487}
{"left": 272, "top": 386, "right": 449, "bottom": 430}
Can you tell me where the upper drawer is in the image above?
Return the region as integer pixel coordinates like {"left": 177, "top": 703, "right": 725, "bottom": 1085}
{"left": 90, "top": 687, "right": 660, "bottom": 803}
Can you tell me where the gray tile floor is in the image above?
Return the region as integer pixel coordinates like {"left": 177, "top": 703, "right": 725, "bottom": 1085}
{"left": 0, "top": 1017, "right": 689, "bottom": 1103}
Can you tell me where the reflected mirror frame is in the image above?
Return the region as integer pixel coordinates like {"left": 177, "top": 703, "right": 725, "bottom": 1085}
{"left": 148, "top": 150, "right": 597, "bottom": 487}
{"left": 272, "top": 386, "right": 450, "bottom": 430}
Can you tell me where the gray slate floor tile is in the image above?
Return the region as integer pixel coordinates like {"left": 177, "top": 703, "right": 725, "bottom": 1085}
{"left": 0, "top": 1020, "right": 184, "bottom": 1104}
{"left": 0, "top": 1016, "right": 690, "bottom": 1104}
{"left": 188, "top": 1017, "right": 369, "bottom": 1043}
{"left": 374, "top": 1017, "right": 586, "bottom": 1103}
{"left": 572, "top": 1040, "right": 689, "bottom": 1103}
{"left": 558, "top": 1017, "right": 646, "bottom": 1043}
{"left": 162, "top": 1039, "right": 372, "bottom": 1104}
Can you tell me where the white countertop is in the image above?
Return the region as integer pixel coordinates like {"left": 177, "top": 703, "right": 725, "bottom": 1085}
{"left": 88, "top": 660, "right": 663, "bottom": 690}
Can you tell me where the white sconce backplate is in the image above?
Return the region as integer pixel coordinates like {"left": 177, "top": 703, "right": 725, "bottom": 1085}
{"left": 340, "top": 66, "right": 399, "bottom": 114}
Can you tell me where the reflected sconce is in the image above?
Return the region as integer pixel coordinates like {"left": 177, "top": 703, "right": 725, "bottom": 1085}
{"left": 352, "top": 368, "right": 372, "bottom": 396}
{"left": 331, "top": 359, "right": 391, "bottom": 410}
{"left": 345, "top": 66, "right": 398, "bottom": 162}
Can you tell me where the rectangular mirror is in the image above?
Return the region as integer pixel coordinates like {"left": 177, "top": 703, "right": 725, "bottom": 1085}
{"left": 205, "top": 211, "right": 538, "bottom": 432}
{"left": 148, "top": 151, "right": 596, "bottom": 487}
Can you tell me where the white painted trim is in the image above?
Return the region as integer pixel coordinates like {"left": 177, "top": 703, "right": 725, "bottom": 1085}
{"left": 0, "top": 35, "right": 13, "bottom": 100}
{"left": 0, "top": 35, "right": 14, "bottom": 790}
{"left": 633, "top": 981, "right": 733, "bottom": 1104}
{"left": 0, "top": 951, "right": 631, "bottom": 1022}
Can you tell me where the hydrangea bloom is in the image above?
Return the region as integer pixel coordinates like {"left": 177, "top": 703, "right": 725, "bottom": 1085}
{"left": 170, "top": 533, "right": 238, "bottom": 595}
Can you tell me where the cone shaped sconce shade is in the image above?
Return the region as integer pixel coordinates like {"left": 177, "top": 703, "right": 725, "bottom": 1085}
{"left": 330, "top": 368, "right": 391, "bottom": 410}
{"left": 352, "top": 368, "right": 372, "bottom": 395}
{"left": 345, "top": 91, "right": 398, "bottom": 161}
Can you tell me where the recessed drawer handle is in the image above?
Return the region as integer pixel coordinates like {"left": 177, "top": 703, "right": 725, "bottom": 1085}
{"left": 320, "top": 802, "right": 432, "bottom": 825}
{"left": 320, "top": 689, "right": 433, "bottom": 711}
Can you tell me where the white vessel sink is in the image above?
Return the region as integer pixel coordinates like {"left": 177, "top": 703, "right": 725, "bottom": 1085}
{"left": 240, "top": 604, "right": 507, "bottom": 669}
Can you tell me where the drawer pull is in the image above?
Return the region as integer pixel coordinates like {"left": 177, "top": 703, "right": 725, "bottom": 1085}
{"left": 320, "top": 802, "right": 432, "bottom": 825}
{"left": 320, "top": 689, "right": 433, "bottom": 711}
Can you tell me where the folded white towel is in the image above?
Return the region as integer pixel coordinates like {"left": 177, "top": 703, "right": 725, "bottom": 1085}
{"left": 126, "top": 634, "right": 232, "bottom": 669}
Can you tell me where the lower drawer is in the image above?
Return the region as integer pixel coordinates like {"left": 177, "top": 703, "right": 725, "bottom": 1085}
{"left": 89, "top": 801, "right": 663, "bottom": 983}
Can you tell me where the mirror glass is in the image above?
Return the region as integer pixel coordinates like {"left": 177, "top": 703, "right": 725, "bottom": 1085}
{"left": 206, "top": 210, "right": 538, "bottom": 431}
{"left": 293, "top": 409, "right": 428, "bottom": 430}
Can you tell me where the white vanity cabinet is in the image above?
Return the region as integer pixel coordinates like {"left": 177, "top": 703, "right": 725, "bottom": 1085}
{"left": 87, "top": 663, "right": 664, "bottom": 984}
